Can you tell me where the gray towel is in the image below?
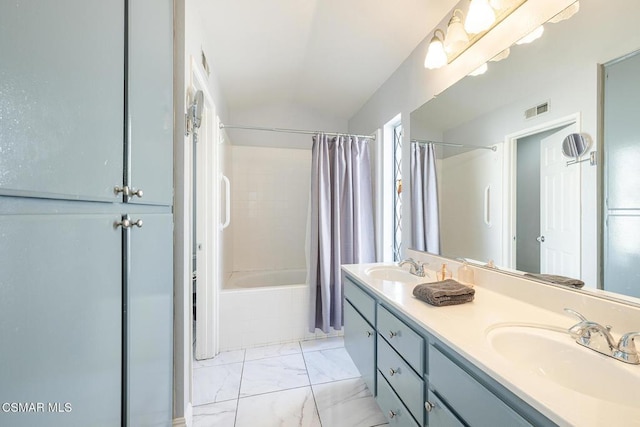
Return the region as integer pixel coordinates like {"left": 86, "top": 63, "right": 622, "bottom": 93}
{"left": 412, "top": 279, "right": 475, "bottom": 307}
{"left": 524, "top": 273, "right": 584, "bottom": 289}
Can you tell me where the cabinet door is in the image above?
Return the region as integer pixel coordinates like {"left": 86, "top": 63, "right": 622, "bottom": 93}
{"left": 0, "top": 213, "right": 122, "bottom": 426}
{"left": 127, "top": 213, "right": 173, "bottom": 425}
{"left": 0, "top": 1, "right": 124, "bottom": 202}
{"left": 426, "top": 390, "right": 464, "bottom": 427}
{"left": 344, "top": 301, "right": 376, "bottom": 395}
{"left": 127, "top": 0, "right": 174, "bottom": 206}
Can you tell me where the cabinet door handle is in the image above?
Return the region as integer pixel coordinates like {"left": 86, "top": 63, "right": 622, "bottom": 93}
{"left": 113, "top": 185, "right": 143, "bottom": 198}
{"left": 388, "top": 410, "right": 396, "bottom": 419}
{"left": 388, "top": 331, "right": 397, "bottom": 339}
{"left": 114, "top": 218, "right": 143, "bottom": 229}
{"left": 425, "top": 401, "right": 434, "bottom": 412}
{"left": 365, "top": 331, "right": 372, "bottom": 337}
{"left": 389, "top": 368, "right": 398, "bottom": 376}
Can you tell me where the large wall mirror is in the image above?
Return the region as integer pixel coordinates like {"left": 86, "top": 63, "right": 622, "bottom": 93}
{"left": 410, "top": 0, "right": 640, "bottom": 303}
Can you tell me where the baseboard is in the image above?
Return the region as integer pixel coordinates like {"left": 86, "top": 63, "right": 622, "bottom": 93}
{"left": 172, "top": 417, "right": 186, "bottom": 427}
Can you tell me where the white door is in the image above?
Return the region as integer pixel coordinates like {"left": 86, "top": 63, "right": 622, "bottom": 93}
{"left": 192, "top": 60, "right": 220, "bottom": 360}
{"left": 539, "top": 124, "right": 581, "bottom": 277}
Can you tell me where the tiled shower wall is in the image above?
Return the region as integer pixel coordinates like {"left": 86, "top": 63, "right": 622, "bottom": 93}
{"left": 231, "top": 146, "right": 311, "bottom": 272}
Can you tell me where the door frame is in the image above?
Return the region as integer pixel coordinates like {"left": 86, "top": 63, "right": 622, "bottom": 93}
{"left": 502, "top": 112, "right": 581, "bottom": 269}
{"left": 190, "top": 56, "right": 219, "bottom": 361}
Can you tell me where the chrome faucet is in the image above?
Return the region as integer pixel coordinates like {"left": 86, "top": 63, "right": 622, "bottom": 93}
{"left": 398, "top": 258, "right": 427, "bottom": 277}
{"left": 564, "top": 308, "right": 640, "bottom": 365}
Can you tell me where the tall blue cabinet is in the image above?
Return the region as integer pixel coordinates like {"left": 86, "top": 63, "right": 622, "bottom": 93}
{"left": 0, "top": 1, "right": 174, "bottom": 426}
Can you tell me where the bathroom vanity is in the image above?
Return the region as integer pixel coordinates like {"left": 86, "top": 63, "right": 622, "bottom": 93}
{"left": 343, "top": 250, "right": 640, "bottom": 427}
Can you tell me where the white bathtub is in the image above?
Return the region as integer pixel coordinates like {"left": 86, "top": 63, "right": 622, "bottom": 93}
{"left": 219, "top": 269, "right": 342, "bottom": 350}
{"left": 225, "top": 269, "right": 306, "bottom": 289}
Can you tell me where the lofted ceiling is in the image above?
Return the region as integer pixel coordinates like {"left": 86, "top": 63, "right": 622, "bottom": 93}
{"left": 193, "top": 0, "right": 458, "bottom": 120}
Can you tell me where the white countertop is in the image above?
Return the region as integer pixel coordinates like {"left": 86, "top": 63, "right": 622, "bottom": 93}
{"left": 342, "top": 262, "right": 640, "bottom": 427}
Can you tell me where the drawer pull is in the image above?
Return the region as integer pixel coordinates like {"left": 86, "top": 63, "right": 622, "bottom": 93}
{"left": 389, "top": 368, "right": 398, "bottom": 376}
{"left": 365, "top": 331, "right": 372, "bottom": 337}
{"left": 388, "top": 410, "right": 397, "bottom": 419}
{"left": 425, "top": 401, "right": 434, "bottom": 412}
{"left": 388, "top": 330, "right": 398, "bottom": 339}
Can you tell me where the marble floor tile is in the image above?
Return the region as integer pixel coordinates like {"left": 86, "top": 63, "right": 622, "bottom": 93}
{"left": 192, "top": 400, "right": 237, "bottom": 427}
{"left": 240, "top": 353, "right": 309, "bottom": 397}
{"left": 313, "top": 378, "right": 388, "bottom": 427}
{"left": 194, "top": 349, "right": 245, "bottom": 368}
{"left": 235, "top": 386, "right": 321, "bottom": 427}
{"left": 303, "top": 347, "right": 359, "bottom": 385}
{"left": 300, "top": 336, "right": 344, "bottom": 353}
{"left": 193, "top": 362, "right": 243, "bottom": 406}
{"left": 244, "top": 342, "right": 301, "bottom": 361}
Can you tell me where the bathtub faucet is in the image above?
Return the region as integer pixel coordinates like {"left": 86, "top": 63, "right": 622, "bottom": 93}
{"left": 398, "top": 258, "right": 427, "bottom": 277}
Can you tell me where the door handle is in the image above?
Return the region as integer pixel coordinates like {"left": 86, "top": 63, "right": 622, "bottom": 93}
{"left": 536, "top": 235, "right": 545, "bottom": 243}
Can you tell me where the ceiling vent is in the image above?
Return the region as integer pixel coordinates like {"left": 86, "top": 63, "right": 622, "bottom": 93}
{"left": 524, "top": 101, "right": 549, "bottom": 119}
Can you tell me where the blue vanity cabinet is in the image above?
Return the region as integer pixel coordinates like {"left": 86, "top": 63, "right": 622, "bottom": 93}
{"left": 344, "top": 277, "right": 377, "bottom": 395}
{"left": 427, "top": 345, "right": 532, "bottom": 427}
{"left": 342, "top": 272, "right": 556, "bottom": 427}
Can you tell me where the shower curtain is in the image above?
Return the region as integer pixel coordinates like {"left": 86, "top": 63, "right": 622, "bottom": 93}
{"left": 411, "top": 142, "right": 440, "bottom": 253}
{"left": 308, "top": 134, "right": 375, "bottom": 333}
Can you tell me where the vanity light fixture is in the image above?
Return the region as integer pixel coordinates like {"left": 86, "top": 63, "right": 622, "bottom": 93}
{"left": 464, "top": 0, "right": 496, "bottom": 34}
{"left": 516, "top": 25, "right": 544, "bottom": 45}
{"left": 444, "top": 9, "right": 469, "bottom": 54}
{"left": 490, "top": 47, "right": 510, "bottom": 62}
{"left": 468, "top": 62, "right": 488, "bottom": 76}
{"left": 549, "top": 1, "right": 580, "bottom": 24}
{"left": 424, "top": 29, "right": 448, "bottom": 69}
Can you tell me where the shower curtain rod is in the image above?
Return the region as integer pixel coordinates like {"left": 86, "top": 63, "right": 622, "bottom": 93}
{"left": 411, "top": 139, "right": 497, "bottom": 152}
{"left": 219, "top": 123, "right": 376, "bottom": 140}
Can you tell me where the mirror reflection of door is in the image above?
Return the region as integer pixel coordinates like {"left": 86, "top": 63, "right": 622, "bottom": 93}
{"left": 603, "top": 50, "right": 640, "bottom": 298}
{"left": 515, "top": 123, "right": 580, "bottom": 277}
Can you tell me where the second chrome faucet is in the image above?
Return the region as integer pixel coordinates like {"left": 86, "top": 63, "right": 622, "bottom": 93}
{"left": 565, "top": 308, "right": 640, "bottom": 365}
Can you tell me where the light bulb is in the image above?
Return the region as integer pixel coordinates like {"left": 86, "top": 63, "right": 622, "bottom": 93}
{"left": 424, "top": 31, "right": 447, "bottom": 69}
{"left": 444, "top": 11, "right": 469, "bottom": 54}
{"left": 516, "top": 25, "right": 544, "bottom": 45}
{"left": 465, "top": 0, "right": 496, "bottom": 34}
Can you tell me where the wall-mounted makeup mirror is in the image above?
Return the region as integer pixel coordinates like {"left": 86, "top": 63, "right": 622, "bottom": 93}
{"left": 561, "top": 133, "right": 589, "bottom": 159}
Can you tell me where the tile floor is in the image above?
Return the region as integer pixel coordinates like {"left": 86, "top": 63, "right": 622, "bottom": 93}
{"left": 192, "top": 337, "right": 389, "bottom": 427}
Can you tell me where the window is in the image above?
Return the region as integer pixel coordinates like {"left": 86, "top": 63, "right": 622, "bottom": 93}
{"left": 392, "top": 123, "right": 403, "bottom": 261}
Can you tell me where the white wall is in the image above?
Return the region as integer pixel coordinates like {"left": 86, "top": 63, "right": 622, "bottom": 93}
{"left": 227, "top": 101, "right": 349, "bottom": 149}
{"left": 230, "top": 146, "right": 311, "bottom": 273}
{"left": 439, "top": 146, "right": 504, "bottom": 264}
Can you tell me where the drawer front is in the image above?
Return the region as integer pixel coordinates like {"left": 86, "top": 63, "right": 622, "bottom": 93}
{"left": 344, "top": 277, "right": 376, "bottom": 324}
{"left": 378, "top": 305, "right": 424, "bottom": 372}
{"left": 376, "top": 371, "right": 420, "bottom": 427}
{"left": 377, "top": 336, "right": 424, "bottom": 424}
{"left": 426, "top": 390, "right": 465, "bottom": 427}
{"left": 429, "top": 346, "right": 532, "bottom": 427}
{"left": 344, "top": 301, "right": 376, "bottom": 395}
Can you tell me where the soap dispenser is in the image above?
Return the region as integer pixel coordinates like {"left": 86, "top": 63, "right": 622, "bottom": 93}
{"left": 437, "top": 263, "right": 452, "bottom": 281}
{"left": 457, "top": 261, "right": 475, "bottom": 287}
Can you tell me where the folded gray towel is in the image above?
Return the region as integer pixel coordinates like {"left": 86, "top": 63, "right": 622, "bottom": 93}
{"left": 412, "top": 279, "right": 475, "bottom": 307}
{"left": 524, "top": 273, "right": 584, "bottom": 289}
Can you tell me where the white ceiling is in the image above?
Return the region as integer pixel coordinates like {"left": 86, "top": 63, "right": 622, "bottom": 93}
{"left": 194, "top": 0, "right": 458, "bottom": 120}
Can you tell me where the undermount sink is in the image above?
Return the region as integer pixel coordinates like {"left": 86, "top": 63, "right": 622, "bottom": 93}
{"left": 486, "top": 324, "right": 640, "bottom": 407}
{"left": 364, "top": 266, "right": 425, "bottom": 283}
